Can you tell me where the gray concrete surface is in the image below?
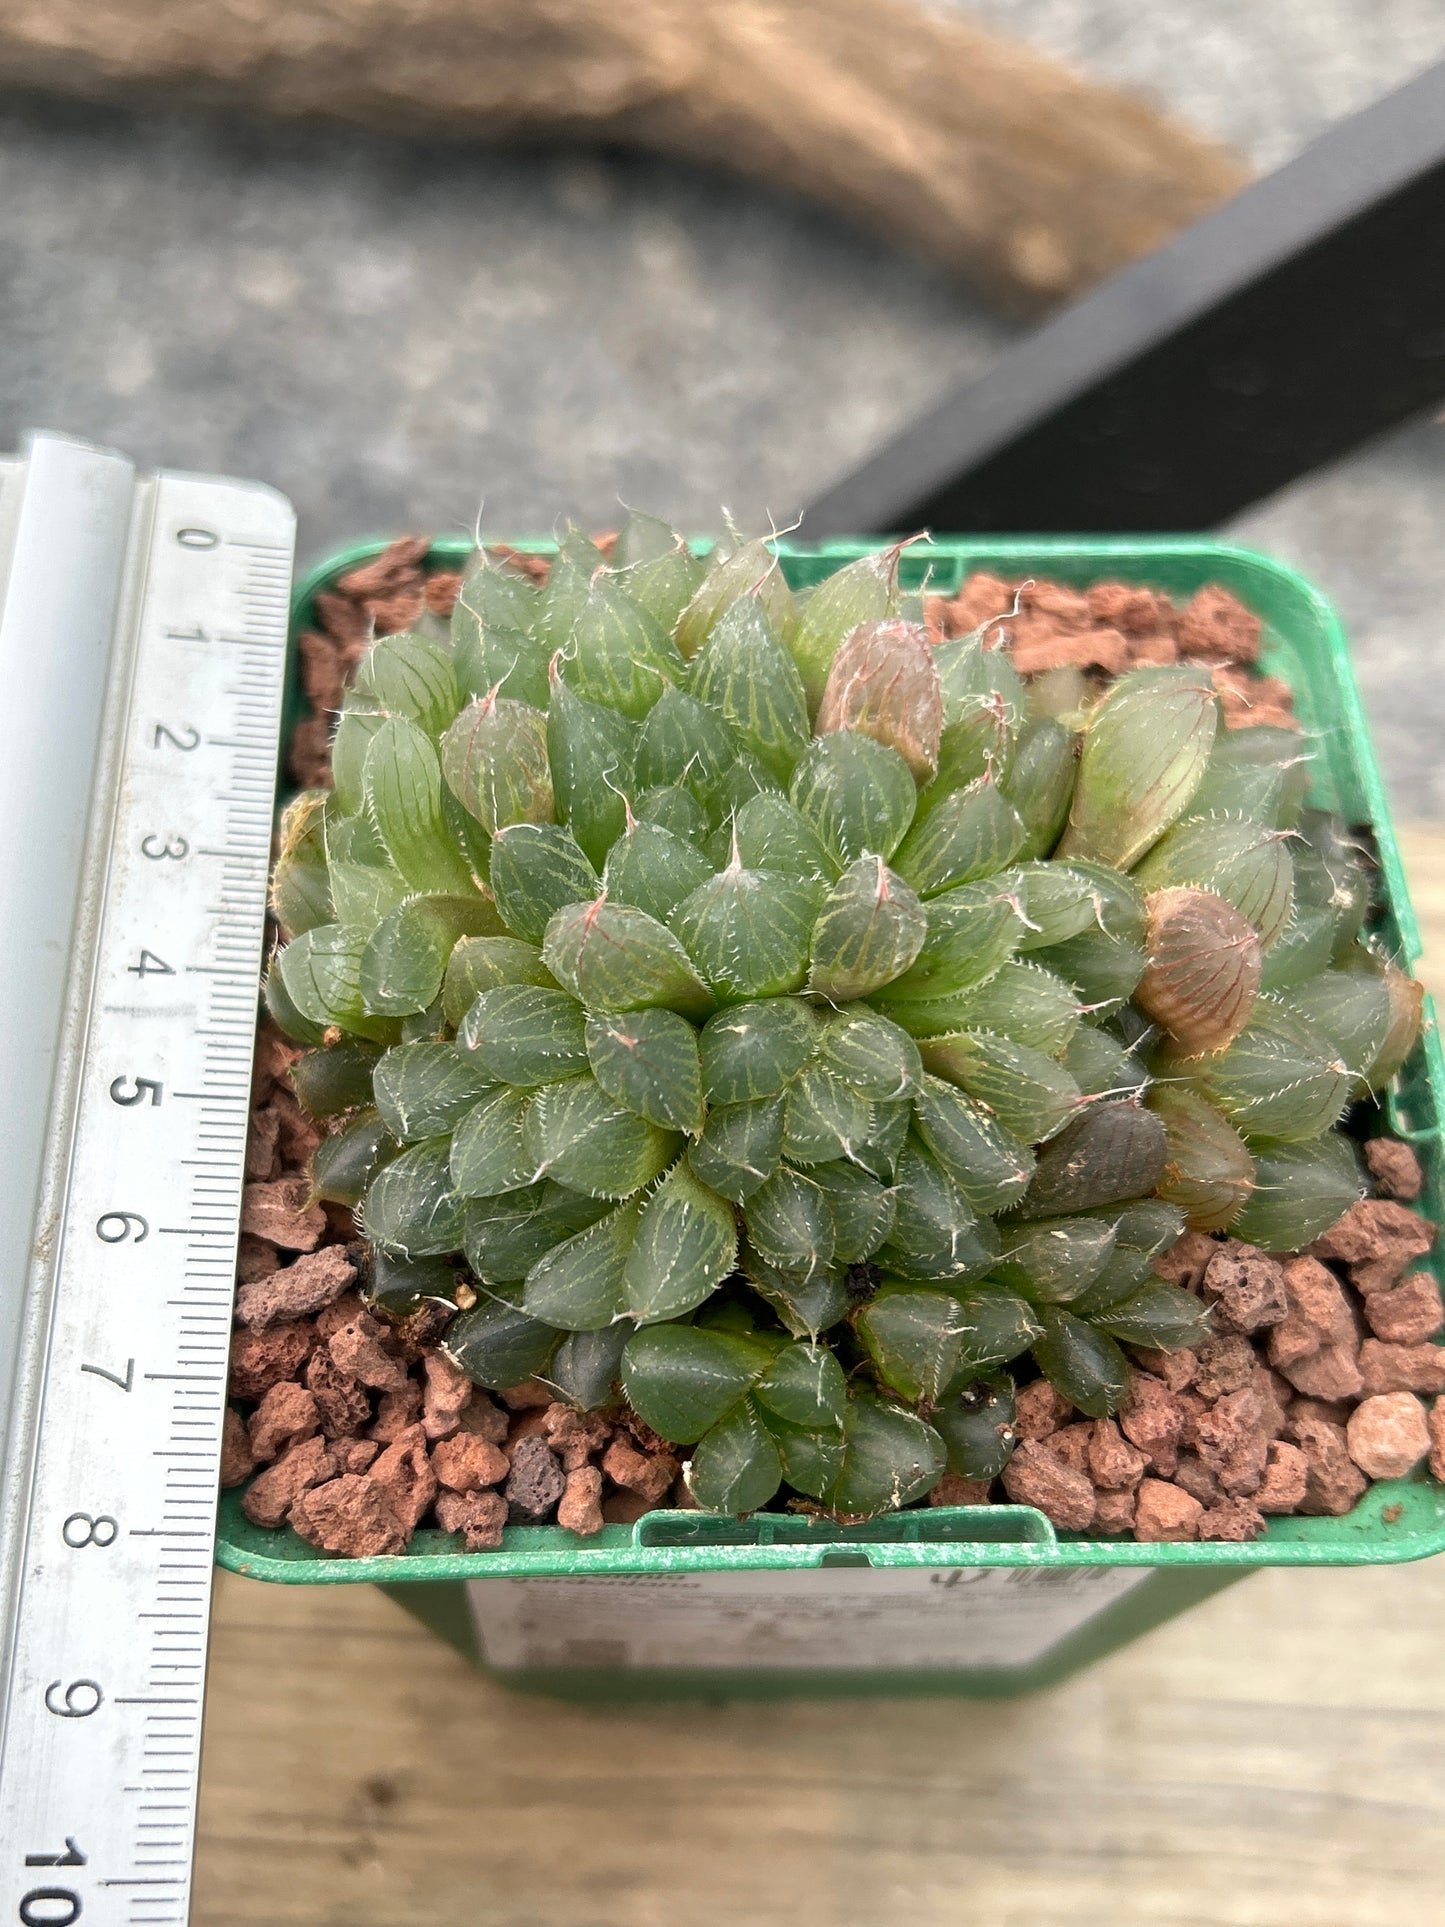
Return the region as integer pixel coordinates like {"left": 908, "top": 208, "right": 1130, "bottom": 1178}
{"left": 2, "top": 5, "right": 1444, "bottom": 812}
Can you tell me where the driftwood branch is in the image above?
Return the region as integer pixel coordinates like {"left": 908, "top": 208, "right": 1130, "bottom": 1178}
{"left": 0, "top": 0, "right": 1248, "bottom": 307}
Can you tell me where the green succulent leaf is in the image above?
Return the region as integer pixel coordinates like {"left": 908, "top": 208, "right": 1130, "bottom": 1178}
{"left": 329, "top": 705, "right": 386, "bottom": 817}
{"left": 910, "top": 1075, "right": 1035, "bottom": 1214}
{"left": 263, "top": 955, "right": 328, "bottom": 1046}
{"left": 621, "top": 1323, "right": 772, "bottom": 1442}
{"left": 360, "top": 894, "right": 503, "bottom": 1017}
{"left": 452, "top": 547, "right": 544, "bottom": 648}
{"left": 522, "top": 1074, "right": 680, "bottom": 1198}
{"left": 623, "top": 1161, "right": 738, "bottom": 1324}
{"left": 879, "top": 1138, "right": 998, "bottom": 1282}
{"left": 442, "top": 935, "right": 556, "bottom": 1029}
{"left": 521, "top": 1197, "right": 643, "bottom": 1331}
{"left": 1064, "top": 1025, "right": 1146, "bottom": 1100}
{"left": 933, "top": 631, "right": 1026, "bottom": 732}
{"left": 934, "top": 1377, "right": 1018, "bottom": 1480}
{"left": 442, "top": 1284, "right": 561, "bottom": 1391}
{"left": 788, "top": 546, "right": 899, "bottom": 712}
{"left": 453, "top": 619, "right": 552, "bottom": 710}
{"left": 458, "top": 984, "right": 589, "bottom": 1085}
{"left": 271, "top": 791, "right": 333, "bottom": 938}
{"left": 698, "top": 997, "right": 819, "bottom": 1104}
{"left": 1280, "top": 959, "right": 1393, "bottom": 1088}
{"left": 690, "top": 594, "right": 812, "bottom": 778}
{"left": 688, "top": 1399, "right": 785, "bottom": 1513}
{"left": 1147, "top": 1085, "right": 1255, "bottom": 1232}
{"left": 807, "top": 1159, "right": 901, "bottom": 1262}
{"left": 1187, "top": 999, "right": 1353, "bottom": 1141}
{"left": 564, "top": 579, "right": 685, "bottom": 718}
{"left": 1293, "top": 810, "right": 1374, "bottom": 959}
{"left": 278, "top": 923, "right": 398, "bottom": 1044}
{"left": 352, "top": 632, "right": 459, "bottom": 738}
{"left": 602, "top": 820, "right": 713, "bottom": 925}
{"left": 1229, "top": 1134, "right": 1364, "bottom": 1252}
{"left": 1006, "top": 861, "right": 1100, "bottom": 951}
{"left": 789, "top": 732, "right": 917, "bottom": 869}
{"left": 767, "top": 1424, "right": 847, "bottom": 1499}
{"left": 781, "top": 1063, "right": 874, "bottom": 1166}
{"left": 310, "top": 1111, "right": 397, "bottom": 1208}
{"left": 363, "top": 716, "right": 477, "bottom": 896}
{"left": 873, "top": 881, "right": 1025, "bottom": 1007}
{"left": 817, "top": 1008, "right": 922, "bottom": 1101}
{"left": 290, "top": 1041, "right": 382, "bottom": 1118}
{"left": 449, "top": 1087, "right": 534, "bottom": 1197}
{"left": 675, "top": 539, "right": 795, "bottom": 662}
{"left": 635, "top": 783, "right": 710, "bottom": 842}
{"left": 824, "top": 1396, "right": 945, "bottom": 1520}
{"left": 856, "top": 1282, "right": 968, "bottom": 1403}
{"left": 743, "top": 1165, "right": 836, "bottom": 1274}
{"left": 944, "top": 960, "right": 1082, "bottom": 1058}
{"left": 544, "top": 897, "right": 712, "bottom": 1017}
{"left": 670, "top": 860, "right": 818, "bottom": 1001}
{"left": 546, "top": 1324, "right": 630, "bottom": 1413}
{"left": 850, "top": 1095, "right": 914, "bottom": 1184}
{"left": 1057, "top": 665, "right": 1218, "bottom": 870}
{"left": 615, "top": 525, "right": 706, "bottom": 633}
{"left": 892, "top": 776, "right": 1027, "bottom": 898}
{"left": 463, "top": 1183, "right": 610, "bottom": 1282}
{"left": 546, "top": 672, "right": 638, "bottom": 869}
{"left": 952, "top": 1285, "right": 1042, "bottom": 1374}
{"left": 635, "top": 684, "right": 740, "bottom": 803}
{"left": 1031, "top": 1307, "right": 1130, "bottom": 1418}
{"left": 808, "top": 856, "right": 927, "bottom": 1001}
{"left": 726, "top": 791, "right": 836, "bottom": 880}
{"left": 1000, "top": 717, "right": 1077, "bottom": 859}
{"left": 919, "top": 1032, "right": 1081, "bottom": 1146}
{"left": 372, "top": 1041, "right": 497, "bottom": 1142}
{"left": 687, "top": 1096, "right": 785, "bottom": 1203}
{"left": 488, "top": 821, "right": 600, "bottom": 945}
{"left": 741, "top": 1243, "right": 851, "bottom": 1339}
{"left": 990, "top": 1216, "right": 1118, "bottom": 1305}
{"left": 440, "top": 694, "right": 554, "bottom": 833}
{"left": 752, "top": 1339, "right": 848, "bottom": 1432}
{"left": 585, "top": 1007, "right": 705, "bottom": 1134}
{"left": 1090, "top": 1281, "right": 1212, "bottom": 1350}
{"left": 363, "top": 1136, "right": 466, "bottom": 1257}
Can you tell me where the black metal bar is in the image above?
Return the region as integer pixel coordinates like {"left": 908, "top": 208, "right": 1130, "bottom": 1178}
{"left": 804, "top": 61, "right": 1445, "bottom": 535}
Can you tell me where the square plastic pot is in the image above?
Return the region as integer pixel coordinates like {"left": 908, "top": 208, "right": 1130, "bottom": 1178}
{"left": 217, "top": 534, "right": 1445, "bottom": 1699}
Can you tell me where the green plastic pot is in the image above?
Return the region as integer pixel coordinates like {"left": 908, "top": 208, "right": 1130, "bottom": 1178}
{"left": 218, "top": 534, "right": 1445, "bottom": 1699}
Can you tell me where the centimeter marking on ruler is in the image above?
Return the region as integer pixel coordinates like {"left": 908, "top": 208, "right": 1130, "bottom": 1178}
{"left": 0, "top": 469, "right": 292, "bottom": 1925}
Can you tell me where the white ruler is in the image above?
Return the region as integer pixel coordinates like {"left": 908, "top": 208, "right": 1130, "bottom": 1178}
{"left": 0, "top": 432, "right": 294, "bottom": 1925}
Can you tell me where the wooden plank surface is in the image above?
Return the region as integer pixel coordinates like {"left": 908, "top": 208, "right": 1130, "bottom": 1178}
{"left": 192, "top": 826, "right": 1445, "bottom": 1927}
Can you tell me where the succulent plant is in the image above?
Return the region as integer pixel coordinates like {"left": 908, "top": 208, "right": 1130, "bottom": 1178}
{"left": 267, "top": 528, "right": 1423, "bottom": 1523}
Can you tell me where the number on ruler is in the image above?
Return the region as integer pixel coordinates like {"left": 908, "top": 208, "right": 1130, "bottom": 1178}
{"left": 18, "top": 1889, "right": 82, "bottom": 1925}
{"left": 153, "top": 721, "right": 200, "bottom": 750}
{"left": 126, "top": 949, "right": 174, "bottom": 977}
{"left": 61, "top": 1514, "right": 117, "bottom": 1550}
{"left": 79, "top": 1358, "right": 133, "bottom": 1393}
{"left": 95, "top": 1212, "right": 147, "bottom": 1245}
{"left": 109, "top": 1075, "right": 162, "bottom": 1107}
{"left": 175, "top": 525, "right": 218, "bottom": 550}
{"left": 23, "top": 1842, "right": 85, "bottom": 1869}
{"left": 140, "top": 834, "right": 188, "bottom": 861}
{"left": 43, "top": 1681, "right": 102, "bottom": 1720}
